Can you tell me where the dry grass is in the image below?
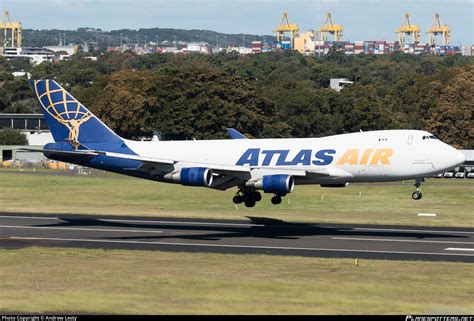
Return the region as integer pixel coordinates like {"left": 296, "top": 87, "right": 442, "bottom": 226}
{"left": 0, "top": 247, "right": 473, "bottom": 314}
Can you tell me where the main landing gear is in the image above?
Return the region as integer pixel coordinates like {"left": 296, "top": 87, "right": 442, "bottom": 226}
{"left": 233, "top": 187, "right": 286, "bottom": 207}
{"left": 271, "top": 195, "right": 282, "bottom": 205}
{"left": 412, "top": 178, "right": 424, "bottom": 200}
{"left": 233, "top": 189, "right": 262, "bottom": 208}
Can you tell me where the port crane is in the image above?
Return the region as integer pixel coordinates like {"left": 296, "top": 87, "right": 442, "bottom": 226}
{"left": 396, "top": 13, "right": 420, "bottom": 47}
{"left": 273, "top": 12, "right": 299, "bottom": 49}
{"left": 0, "top": 10, "right": 22, "bottom": 48}
{"left": 427, "top": 13, "right": 450, "bottom": 47}
{"left": 319, "top": 13, "right": 343, "bottom": 42}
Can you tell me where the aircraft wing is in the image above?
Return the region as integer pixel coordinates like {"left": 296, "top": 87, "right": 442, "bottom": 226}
{"left": 137, "top": 160, "right": 252, "bottom": 191}
{"left": 23, "top": 148, "right": 351, "bottom": 190}
{"left": 251, "top": 167, "right": 352, "bottom": 178}
{"left": 28, "top": 148, "right": 251, "bottom": 190}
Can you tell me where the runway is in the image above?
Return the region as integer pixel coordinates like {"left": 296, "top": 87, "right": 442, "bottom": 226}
{"left": 0, "top": 213, "right": 473, "bottom": 262}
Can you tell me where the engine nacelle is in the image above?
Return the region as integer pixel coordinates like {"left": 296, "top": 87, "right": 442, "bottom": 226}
{"left": 246, "top": 174, "right": 294, "bottom": 195}
{"left": 164, "top": 167, "right": 213, "bottom": 187}
{"left": 320, "top": 183, "right": 349, "bottom": 188}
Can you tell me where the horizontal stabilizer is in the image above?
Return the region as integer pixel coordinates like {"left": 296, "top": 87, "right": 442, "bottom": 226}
{"left": 19, "top": 147, "right": 99, "bottom": 158}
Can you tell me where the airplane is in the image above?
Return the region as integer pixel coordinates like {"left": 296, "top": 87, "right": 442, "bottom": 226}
{"left": 28, "top": 79, "right": 466, "bottom": 208}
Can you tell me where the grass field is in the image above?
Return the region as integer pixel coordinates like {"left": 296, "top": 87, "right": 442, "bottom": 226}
{"left": 1, "top": 171, "right": 473, "bottom": 314}
{"left": 0, "top": 247, "right": 473, "bottom": 314}
{"left": 1, "top": 171, "right": 473, "bottom": 227}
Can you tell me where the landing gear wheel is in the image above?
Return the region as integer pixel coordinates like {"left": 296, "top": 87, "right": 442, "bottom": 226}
{"left": 233, "top": 195, "right": 243, "bottom": 204}
{"left": 412, "top": 178, "right": 424, "bottom": 200}
{"left": 252, "top": 192, "right": 262, "bottom": 202}
{"left": 271, "top": 195, "right": 282, "bottom": 205}
{"left": 244, "top": 199, "right": 256, "bottom": 208}
{"left": 412, "top": 191, "right": 422, "bottom": 200}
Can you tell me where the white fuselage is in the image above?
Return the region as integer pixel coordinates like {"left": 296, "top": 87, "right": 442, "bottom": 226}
{"left": 124, "top": 129, "right": 465, "bottom": 185}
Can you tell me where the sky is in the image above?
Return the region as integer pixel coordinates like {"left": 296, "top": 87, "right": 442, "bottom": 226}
{"left": 2, "top": 0, "right": 473, "bottom": 45}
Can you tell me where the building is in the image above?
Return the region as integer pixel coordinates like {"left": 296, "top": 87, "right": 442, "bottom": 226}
{"left": 251, "top": 41, "right": 263, "bottom": 54}
{"left": 43, "top": 45, "right": 79, "bottom": 56}
{"left": 330, "top": 78, "right": 354, "bottom": 92}
{"left": 184, "top": 42, "right": 212, "bottom": 54}
{"left": 460, "top": 150, "right": 474, "bottom": 171}
{"left": 461, "top": 46, "right": 474, "bottom": 56}
{"left": 294, "top": 31, "right": 315, "bottom": 53}
{"left": 0, "top": 113, "right": 53, "bottom": 163}
{"left": 2, "top": 47, "right": 54, "bottom": 65}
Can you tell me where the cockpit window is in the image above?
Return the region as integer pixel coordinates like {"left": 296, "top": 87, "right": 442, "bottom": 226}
{"left": 422, "top": 135, "right": 439, "bottom": 140}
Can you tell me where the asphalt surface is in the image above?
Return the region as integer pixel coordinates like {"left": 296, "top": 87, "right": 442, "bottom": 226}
{"left": 0, "top": 213, "right": 473, "bottom": 262}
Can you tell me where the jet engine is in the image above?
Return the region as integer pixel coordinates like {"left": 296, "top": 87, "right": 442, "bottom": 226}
{"left": 246, "top": 174, "right": 294, "bottom": 195}
{"left": 164, "top": 167, "right": 213, "bottom": 187}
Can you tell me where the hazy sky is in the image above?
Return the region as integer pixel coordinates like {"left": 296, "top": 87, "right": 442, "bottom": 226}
{"left": 2, "top": 0, "right": 473, "bottom": 45}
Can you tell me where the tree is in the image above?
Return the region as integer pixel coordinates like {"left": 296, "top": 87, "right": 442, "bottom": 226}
{"left": 425, "top": 66, "right": 474, "bottom": 149}
{"left": 84, "top": 70, "right": 156, "bottom": 139}
{"left": 339, "top": 84, "right": 395, "bottom": 133}
{"left": 149, "top": 63, "right": 290, "bottom": 139}
{"left": 0, "top": 129, "right": 28, "bottom": 145}
{"left": 23, "top": 50, "right": 473, "bottom": 144}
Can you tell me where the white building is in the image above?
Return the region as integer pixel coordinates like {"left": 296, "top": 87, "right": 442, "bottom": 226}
{"left": 43, "top": 45, "right": 79, "bottom": 56}
{"left": 185, "top": 42, "right": 212, "bottom": 54}
{"left": 2, "top": 47, "right": 54, "bottom": 65}
{"left": 330, "top": 78, "right": 354, "bottom": 92}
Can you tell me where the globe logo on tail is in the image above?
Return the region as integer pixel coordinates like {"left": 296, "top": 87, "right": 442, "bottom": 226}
{"left": 33, "top": 80, "right": 93, "bottom": 149}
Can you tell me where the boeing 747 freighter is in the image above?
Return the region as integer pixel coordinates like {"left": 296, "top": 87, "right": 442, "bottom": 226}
{"left": 28, "top": 80, "right": 465, "bottom": 207}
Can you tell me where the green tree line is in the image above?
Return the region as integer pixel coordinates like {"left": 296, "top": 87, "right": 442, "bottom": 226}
{"left": 0, "top": 51, "right": 472, "bottom": 148}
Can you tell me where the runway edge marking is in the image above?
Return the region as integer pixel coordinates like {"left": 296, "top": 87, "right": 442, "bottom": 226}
{"left": 444, "top": 247, "right": 474, "bottom": 252}
{"left": 332, "top": 237, "right": 474, "bottom": 245}
{"left": 0, "top": 225, "right": 163, "bottom": 234}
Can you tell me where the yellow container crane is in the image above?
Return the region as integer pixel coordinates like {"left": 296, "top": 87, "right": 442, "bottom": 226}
{"left": 427, "top": 13, "right": 450, "bottom": 47}
{"left": 273, "top": 12, "right": 299, "bottom": 49}
{"left": 319, "top": 13, "right": 343, "bottom": 42}
{"left": 396, "top": 13, "right": 420, "bottom": 47}
{"left": 0, "top": 10, "right": 22, "bottom": 48}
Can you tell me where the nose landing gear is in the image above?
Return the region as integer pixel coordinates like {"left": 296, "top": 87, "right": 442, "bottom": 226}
{"left": 412, "top": 178, "right": 424, "bottom": 200}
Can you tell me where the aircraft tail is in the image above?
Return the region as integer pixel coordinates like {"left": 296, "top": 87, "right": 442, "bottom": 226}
{"left": 31, "top": 80, "right": 121, "bottom": 148}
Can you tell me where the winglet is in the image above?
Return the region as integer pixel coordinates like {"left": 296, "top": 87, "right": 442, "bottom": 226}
{"left": 226, "top": 128, "right": 247, "bottom": 139}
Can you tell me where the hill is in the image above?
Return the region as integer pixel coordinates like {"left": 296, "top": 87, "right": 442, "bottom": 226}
{"left": 21, "top": 27, "right": 274, "bottom": 48}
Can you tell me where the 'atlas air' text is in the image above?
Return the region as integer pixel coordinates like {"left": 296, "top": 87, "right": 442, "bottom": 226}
{"left": 235, "top": 148, "right": 393, "bottom": 166}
